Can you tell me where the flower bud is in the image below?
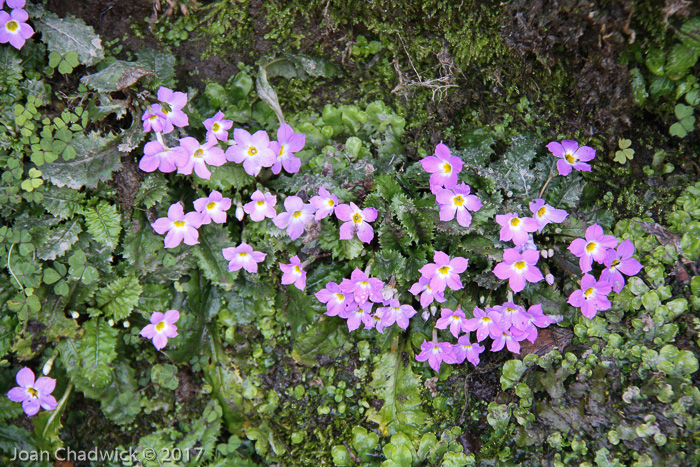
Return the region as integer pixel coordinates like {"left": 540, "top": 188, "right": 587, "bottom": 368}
{"left": 546, "top": 274, "right": 554, "bottom": 285}
{"left": 235, "top": 206, "right": 244, "bottom": 221}
{"left": 123, "top": 320, "right": 130, "bottom": 328}
{"left": 108, "top": 319, "right": 115, "bottom": 327}
{"left": 71, "top": 311, "right": 80, "bottom": 319}
{"left": 548, "top": 248, "right": 554, "bottom": 257}
{"left": 42, "top": 353, "right": 58, "bottom": 376}
{"left": 430, "top": 305, "right": 437, "bottom": 316}
{"left": 541, "top": 250, "right": 549, "bottom": 259}
{"left": 422, "top": 311, "right": 431, "bottom": 321}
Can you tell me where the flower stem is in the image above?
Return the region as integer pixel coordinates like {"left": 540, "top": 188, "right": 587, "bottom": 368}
{"left": 538, "top": 162, "right": 558, "bottom": 199}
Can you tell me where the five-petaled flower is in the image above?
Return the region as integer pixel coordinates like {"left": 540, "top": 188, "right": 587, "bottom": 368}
{"left": 222, "top": 243, "right": 267, "bottom": 273}
{"left": 140, "top": 310, "right": 180, "bottom": 350}
{"left": 7, "top": 367, "right": 57, "bottom": 417}
{"left": 529, "top": 199, "right": 568, "bottom": 230}
{"left": 176, "top": 137, "right": 226, "bottom": 180}
{"left": 435, "top": 307, "right": 467, "bottom": 338}
{"left": 226, "top": 129, "right": 276, "bottom": 176}
{"left": 310, "top": 186, "right": 338, "bottom": 221}
{"left": 462, "top": 307, "right": 503, "bottom": 342}
{"left": 0, "top": 7, "right": 33, "bottom": 50}
{"left": 415, "top": 340, "right": 458, "bottom": 372}
{"left": 243, "top": 190, "right": 277, "bottom": 222}
{"left": 568, "top": 224, "right": 618, "bottom": 273}
{"left": 272, "top": 196, "right": 315, "bottom": 240}
{"left": 339, "top": 268, "right": 384, "bottom": 305}
{"left": 203, "top": 110, "right": 233, "bottom": 142}
{"left": 280, "top": 255, "right": 307, "bottom": 290}
{"left": 546, "top": 140, "right": 596, "bottom": 176}
{"left": 420, "top": 142, "right": 463, "bottom": 191}
{"left": 151, "top": 202, "right": 203, "bottom": 248}
{"left": 435, "top": 183, "right": 482, "bottom": 228}
{"left": 452, "top": 337, "right": 484, "bottom": 366}
{"left": 142, "top": 105, "right": 167, "bottom": 133}
{"left": 336, "top": 202, "right": 378, "bottom": 243}
{"left": 193, "top": 190, "right": 232, "bottom": 224}
{"left": 408, "top": 276, "right": 446, "bottom": 308}
{"left": 270, "top": 123, "right": 306, "bottom": 174}
{"left": 496, "top": 213, "right": 540, "bottom": 246}
{"left": 418, "top": 251, "right": 469, "bottom": 293}
{"left": 139, "top": 140, "right": 188, "bottom": 173}
{"left": 156, "top": 87, "right": 189, "bottom": 133}
{"left": 375, "top": 299, "right": 416, "bottom": 333}
{"left": 568, "top": 274, "right": 612, "bottom": 319}
{"left": 600, "top": 239, "right": 643, "bottom": 293}
{"left": 493, "top": 248, "right": 544, "bottom": 293}
{"left": 315, "top": 281, "right": 355, "bottom": 316}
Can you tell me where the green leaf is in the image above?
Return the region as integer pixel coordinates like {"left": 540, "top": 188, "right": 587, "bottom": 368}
{"left": 649, "top": 75, "right": 674, "bottom": 98}
{"left": 0, "top": 47, "right": 23, "bottom": 88}
{"left": 96, "top": 275, "right": 142, "bottom": 320}
{"left": 366, "top": 337, "right": 428, "bottom": 437}
{"left": 120, "top": 211, "right": 163, "bottom": 275}
{"left": 629, "top": 68, "right": 648, "bottom": 107}
{"left": 291, "top": 317, "right": 349, "bottom": 366}
{"left": 151, "top": 363, "right": 179, "bottom": 390}
{"left": 665, "top": 44, "right": 698, "bottom": 79}
{"left": 197, "top": 164, "right": 254, "bottom": 191}
{"left": 675, "top": 103, "right": 694, "bottom": 120}
{"left": 100, "top": 362, "right": 142, "bottom": 425}
{"left": 32, "top": 383, "right": 72, "bottom": 453}
{"left": 36, "top": 12, "right": 105, "bottom": 66}
{"left": 83, "top": 200, "right": 122, "bottom": 248}
{"left": 645, "top": 48, "right": 665, "bottom": 76}
{"left": 192, "top": 224, "right": 237, "bottom": 287}
{"left": 492, "top": 135, "right": 539, "bottom": 197}
{"left": 136, "top": 48, "right": 176, "bottom": 84}
{"left": 43, "top": 268, "right": 62, "bottom": 285}
{"left": 36, "top": 218, "right": 82, "bottom": 261}
{"left": 81, "top": 60, "right": 153, "bottom": 92}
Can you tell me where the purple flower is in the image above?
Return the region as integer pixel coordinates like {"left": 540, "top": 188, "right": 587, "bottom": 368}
{"left": 140, "top": 310, "right": 180, "bottom": 350}
{"left": 408, "top": 276, "right": 447, "bottom": 308}
{"left": 176, "top": 137, "right": 226, "bottom": 180}
{"left": 462, "top": 307, "right": 503, "bottom": 342}
{"left": 491, "top": 328, "right": 526, "bottom": 354}
{"left": 568, "top": 274, "right": 612, "bottom": 319}
{"left": 310, "top": 186, "right": 338, "bottom": 221}
{"left": 516, "top": 304, "right": 556, "bottom": 343}
{"left": 435, "top": 183, "right": 482, "bottom": 228}
{"left": 6, "top": 367, "right": 57, "bottom": 417}
{"left": 345, "top": 302, "right": 374, "bottom": 332}
{"left": 269, "top": 123, "right": 306, "bottom": 175}
{"left": 493, "top": 302, "right": 529, "bottom": 332}
{"left": 415, "top": 340, "right": 458, "bottom": 372}
{"left": 419, "top": 251, "right": 469, "bottom": 293}
{"left": 546, "top": 140, "right": 596, "bottom": 176}
{"left": 203, "top": 111, "right": 233, "bottom": 142}
{"left": 151, "top": 202, "right": 203, "bottom": 248}
{"left": 336, "top": 202, "right": 378, "bottom": 243}
{"left": 315, "top": 281, "right": 355, "bottom": 316}
{"left": 243, "top": 190, "right": 277, "bottom": 222}
{"left": 339, "top": 268, "right": 384, "bottom": 305}
{"left": 600, "top": 239, "right": 643, "bottom": 293}
{"left": 453, "top": 337, "right": 485, "bottom": 366}
{"left": 142, "top": 105, "right": 167, "bottom": 133}
{"left": 493, "top": 248, "right": 544, "bottom": 293}
{"left": 225, "top": 129, "right": 276, "bottom": 176}
{"left": 496, "top": 213, "right": 540, "bottom": 246}
{"left": 139, "top": 140, "right": 189, "bottom": 173}
{"left": 0, "top": 8, "right": 33, "bottom": 50}
{"left": 435, "top": 308, "right": 467, "bottom": 338}
{"left": 156, "top": 87, "right": 189, "bottom": 133}
{"left": 193, "top": 190, "right": 232, "bottom": 224}
{"left": 420, "top": 142, "right": 463, "bottom": 190}
{"left": 2, "top": 1, "right": 28, "bottom": 9}
{"left": 568, "top": 224, "right": 619, "bottom": 273}
{"left": 280, "top": 255, "right": 307, "bottom": 290}
{"left": 375, "top": 299, "right": 416, "bottom": 332}
{"left": 529, "top": 199, "right": 568, "bottom": 230}
{"left": 222, "top": 242, "right": 267, "bottom": 273}
{"left": 272, "top": 196, "right": 315, "bottom": 240}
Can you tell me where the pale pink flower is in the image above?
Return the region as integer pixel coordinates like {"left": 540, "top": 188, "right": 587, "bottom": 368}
{"left": 226, "top": 129, "right": 276, "bottom": 176}
{"left": 280, "top": 255, "right": 307, "bottom": 290}
{"left": 272, "top": 196, "right": 315, "bottom": 240}
{"left": 269, "top": 123, "right": 306, "bottom": 174}
{"left": 6, "top": 367, "right": 57, "bottom": 416}
{"left": 0, "top": 8, "right": 33, "bottom": 50}
{"left": 222, "top": 243, "right": 266, "bottom": 273}
{"left": 203, "top": 111, "right": 233, "bottom": 141}
{"left": 496, "top": 213, "right": 540, "bottom": 246}
{"left": 193, "top": 190, "right": 232, "bottom": 224}
{"left": 243, "top": 190, "right": 277, "bottom": 222}
{"left": 151, "top": 202, "right": 203, "bottom": 248}
{"left": 176, "top": 137, "right": 226, "bottom": 180}
{"left": 415, "top": 340, "right": 458, "bottom": 372}
{"left": 140, "top": 310, "right": 180, "bottom": 350}
{"left": 139, "top": 140, "right": 188, "bottom": 173}
{"left": 492, "top": 248, "right": 544, "bottom": 293}
{"left": 336, "top": 202, "right": 378, "bottom": 243}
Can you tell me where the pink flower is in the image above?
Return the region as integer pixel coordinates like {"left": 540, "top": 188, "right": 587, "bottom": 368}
{"left": 225, "top": 129, "right": 276, "bottom": 176}
{"left": 336, "top": 202, "right": 378, "bottom": 243}
{"left": 203, "top": 111, "right": 233, "bottom": 142}
{"left": 493, "top": 248, "right": 544, "bottom": 293}
{"left": 142, "top": 105, "right": 167, "bottom": 133}
{"left": 272, "top": 196, "right": 315, "bottom": 240}
{"left": 600, "top": 239, "right": 643, "bottom": 293}
{"left": 452, "top": 337, "right": 484, "bottom": 366}
{"left": 462, "top": 307, "right": 503, "bottom": 342}
{"left": 269, "top": 123, "right": 306, "bottom": 174}
{"left": 496, "top": 213, "right": 540, "bottom": 246}
{"left": 140, "top": 310, "right": 180, "bottom": 350}
{"left": 515, "top": 304, "right": 556, "bottom": 343}
{"left": 310, "top": 186, "right": 338, "bottom": 221}
{"left": 151, "top": 202, "right": 203, "bottom": 248}
{"left": 491, "top": 328, "right": 527, "bottom": 354}
{"left": 193, "top": 190, "right": 232, "bottom": 224}
{"left": 280, "top": 255, "right": 307, "bottom": 290}
{"left": 435, "top": 183, "right": 482, "bottom": 228}
{"left": 176, "top": 137, "right": 226, "bottom": 180}
{"left": 243, "top": 190, "right": 277, "bottom": 222}
{"left": 493, "top": 302, "right": 529, "bottom": 332}
{"left": 139, "top": 140, "right": 188, "bottom": 173}
{"left": 6, "top": 367, "right": 57, "bottom": 417}
{"left": 0, "top": 8, "right": 33, "bottom": 50}
{"left": 3, "top": 1, "right": 28, "bottom": 9}
{"left": 568, "top": 274, "right": 612, "bottom": 319}
{"left": 418, "top": 251, "right": 469, "bottom": 293}
{"left": 420, "top": 142, "right": 463, "bottom": 190}
{"left": 315, "top": 281, "right": 355, "bottom": 316}
{"left": 345, "top": 302, "right": 374, "bottom": 332}
{"left": 408, "top": 276, "right": 447, "bottom": 308}
{"left": 546, "top": 140, "right": 596, "bottom": 176}
{"left": 529, "top": 199, "right": 568, "bottom": 230}
{"left": 339, "top": 268, "right": 384, "bottom": 305}
{"left": 435, "top": 308, "right": 467, "bottom": 338}
{"left": 222, "top": 243, "right": 266, "bottom": 273}
{"left": 375, "top": 299, "right": 417, "bottom": 332}
{"left": 156, "top": 87, "right": 189, "bottom": 133}
{"left": 415, "top": 340, "right": 458, "bottom": 372}
{"left": 568, "top": 224, "right": 618, "bottom": 273}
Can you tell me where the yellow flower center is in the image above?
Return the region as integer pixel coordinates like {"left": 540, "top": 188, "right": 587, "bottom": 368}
{"left": 510, "top": 217, "right": 520, "bottom": 227}
{"left": 584, "top": 287, "right": 595, "bottom": 298}
{"left": 193, "top": 148, "right": 205, "bottom": 158}
{"left": 239, "top": 252, "right": 248, "bottom": 257}
{"left": 256, "top": 200, "right": 265, "bottom": 206}
{"left": 612, "top": 259, "right": 620, "bottom": 267}
{"left": 248, "top": 147, "right": 258, "bottom": 156}
{"left": 155, "top": 321, "right": 166, "bottom": 331}
{"left": 161, "top": 102, "right": 172, "bottom": 114}
{"left": 335, "top": 293, "right": 344, "bottom": 301}
{"left": 360, "top": 281, "right": 369, "bottom": 286}
{"left": 352, "top": 213, "right": 362, "bottom": 223}
{"left": 328, "top": 199, "right": 335, "bottom": 207}
{"left": 451, "top": 315, "right": 461, "bottom": 321}
{"left": 454, "top": 195, "right": 464, "bottom": 206}
{"left": 514, "top": 261, "right": 526, "bottom": 270}
{"left": 443, "top": 163, "right": 452, "bottom": 174}
{"left": 212, "top": 122, "right": 220, "bottom": 131}
{"left": 26, "top": 387, "right": 38, "bottom": 398}
{"left": 278, "top": 145, "right": 285, "bottom": 157}
{"left": 206, "top": 202, "right": 216, "bottom": 210}
{"left": 438, "top": 266, "right": 450, "bottom": 274}
{"left": 565, "top": 153, "right": 577, "bottom": 164}
{"left": 173, "top": 220, "right": 185, "bottom": 227}
{"left": 294, "top": 265, "right": 301, "bottom": 273}
{"left": 506, "top": 308, "right": 516, "bottom": 313}
{"left": 586, "top": 242, "right": 597, "bottom": 253}
{"left": 483, "top": 317, "right": 491, "bottom": 322}
{"left": 149, "top": 114, "right": 158, "bottom": 121}
{"left": 537, "top": 206, "right": 547, "bottom": 217}
{"left": 6, "top": 20, "right": 19, "bottom": 32}
{"left": 433, "top": 345, "right": 441, "bottom": 351}
{"left": 292, "top": 210, "right": 302, "bottom": 218}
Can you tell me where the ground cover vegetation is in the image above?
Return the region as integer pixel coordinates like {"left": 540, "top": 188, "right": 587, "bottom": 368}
{"left": 1, "top": 0, "right": 700, "bottom": 466}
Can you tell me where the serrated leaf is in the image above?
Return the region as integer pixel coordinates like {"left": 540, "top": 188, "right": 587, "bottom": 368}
{"left": 36, "top": 218, "right": 82, "bottom": 261}
{"left": 0, "top": 47, "right": 22, "bottom": 88}
{"left": 100, "top": 362, "right": 142, "bottom": 425}
{"left": 36, "top": 12, "right": 104, "bottom": 66}
{"left": 81, "top": 60, "right": 153, "bottom": 92}
{"left": 492, "top": 135, "right": 539, "bottom": 196}
{"left": 134, "top": 174, "right": 170, "bottom": 209}
{"left": 120, "top": 211, "right": 163, "bottom": 275}
{"left": 32, "top": 383, "right": 71, "bottom": 453}
{"left": 83, "top": 200, "right": 122, "bottom": 248}
{"left": 41, "top": 131, "right": 121, "bottom": 189}
{"left": 136, "top": 48, "right": 175, "bottom": 84}
{"left": 678, "top": 17, "right": 700, "bottom": 50}
{"left": 192, "top": 224, "right": 236, "bottom": 287}
{"left": 366, "top": 337, "right": 428, "bottom": 437}
{"left": 665, "top": 43, "right": 699, "bottom": 79}
{"left": 197, "top": 164, "right": 254, "bottom": 191}
{"left": 96, "top": 275, "right": 142, "bottom": 320}
{"left": 291, "top": 317, "right": 349, "bottom": 366}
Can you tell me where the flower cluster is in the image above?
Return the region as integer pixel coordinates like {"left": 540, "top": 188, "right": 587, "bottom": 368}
{"left": 0, "top": 0, "right": 33, "bottom": 50}
{"left": 151, "top": 193, "right": 231, "bottom": 248}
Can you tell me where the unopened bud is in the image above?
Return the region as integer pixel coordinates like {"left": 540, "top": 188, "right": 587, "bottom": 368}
{"left": 541, "top": 250, "right": 548, "bottom": 259}
{"left": 546, "top": 274, "right": 554, "bottom": 285}
{"left": 108, "top": 319, "right": 115, "bottom": 327}
{"left": 235, "top": 206, "right": 244, "bottom": 221}
{"left": 42, "top": 353, "right": 58, "bottom": 376}
{"left": 506, "top": 191, "right": 513, "bottom": 197}
{"left": 123, "top": 320, "right": 130, "bottom": 328}
{"left": 422, "top": 311, "right": 431, "bottom": 321}
{"left": 548, "top": 248, "right": 554, "bottom": 257}
{"left": 479, "top": 296, "right": 485, "bottom": 304}
{"left": 71, "top": 311, "right": 80, "bottom": 319}
{"left": 430, "top": 305, "right": 437, "bottom": 316}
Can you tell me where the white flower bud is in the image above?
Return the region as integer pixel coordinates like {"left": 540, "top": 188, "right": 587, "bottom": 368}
{"left": 123, "top": 320, "right": 130, "bottom": 328}
{"left": 42, "top": 353, "right": 58, "bottom": 376}
{"left": 506, "top": 191, "right": 513, "bottom": 197}
{"left": 546, "top": 274, "right": 554, "bottom": 285}
{"left": 548, "top": 248, "right": 554, "bottom": 257}
{"left": 422, "top": 311, "right": 431, "bottom": 321}
{"left": 479, "top": 295, "right": 485, "bottom": 304}
{"left": 235, "top": 206, "right": 244, "bottom": 221}
{"left": 430, "top": 305, "right": 437, "bottom": 316}
{"left": 71, "top": 311, "right": 80, "bottom": 319}
{"left": 541, "top": 250, "right": 548, "bottom": 259}
{"left": 108, "top": 319, "right": 115, "bottom": 327}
